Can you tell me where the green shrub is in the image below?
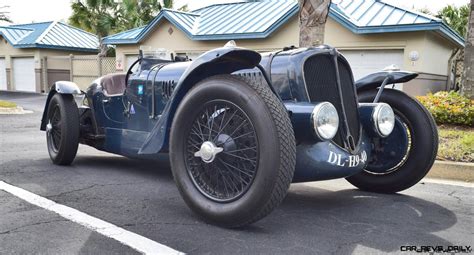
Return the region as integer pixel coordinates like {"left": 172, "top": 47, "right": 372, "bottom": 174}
{"left": 417, "top": 91, "right": 474, "bottom": 126}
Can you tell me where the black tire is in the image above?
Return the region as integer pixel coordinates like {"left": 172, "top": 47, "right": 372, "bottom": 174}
{"left": 170, "top": 74, "right": 296, "bottom": 227}
{"left": 346, "top": 89, "right": 438, "bottom": 193}
{"left": 46, "top": 93, "right": 79, "bottom": 165}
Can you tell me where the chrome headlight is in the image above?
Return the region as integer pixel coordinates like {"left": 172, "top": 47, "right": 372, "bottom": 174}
{"left": 312, "top": 102, "right": 339, "bottom": 141}
{"left": 373, "top": 103, "right": 395, "bottom": 137}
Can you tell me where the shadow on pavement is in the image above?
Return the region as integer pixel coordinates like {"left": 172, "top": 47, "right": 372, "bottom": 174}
{"left": 2, "top": 155, "right": 458, "bottom": 254}
{"left": 75, "top": 156, "right": 458, "bottom": 254}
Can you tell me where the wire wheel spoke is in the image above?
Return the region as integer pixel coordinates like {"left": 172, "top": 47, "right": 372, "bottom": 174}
{"left": 184, "top": 100, "right": 259, "bottom": 202}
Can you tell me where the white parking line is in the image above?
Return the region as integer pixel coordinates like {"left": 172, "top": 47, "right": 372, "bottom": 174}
{"left": 0, "top": 181, "right": 183, "bottom": 255}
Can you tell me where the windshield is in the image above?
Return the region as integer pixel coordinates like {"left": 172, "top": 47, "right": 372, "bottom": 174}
{"left": 140, "top": 46, "right": 171, "bottom": 60}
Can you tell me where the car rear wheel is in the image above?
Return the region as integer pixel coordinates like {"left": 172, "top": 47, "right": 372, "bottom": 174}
{"left": 46, "top": 93, "right": 79, "bottom": 165}
{"left": 170, "top": 74, "right": 296, "bottom": 227}
{"left": 346, "top": 89, "right": 438, "bottom": 193}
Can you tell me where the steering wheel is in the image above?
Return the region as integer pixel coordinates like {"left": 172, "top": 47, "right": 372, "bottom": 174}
{"left": 125, "top": 58, "right": 141, "bottom": 85}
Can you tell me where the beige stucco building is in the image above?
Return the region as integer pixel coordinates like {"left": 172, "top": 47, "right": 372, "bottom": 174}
{"left": 0, "top": 21, "right": 98, "bottom": 93}
{"left": 104, "top": 0, "right": 464, "bottom": 96}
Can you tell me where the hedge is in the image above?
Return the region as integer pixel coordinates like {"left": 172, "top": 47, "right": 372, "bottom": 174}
{"left": 417, "top": 91, "right": 474, "bottom": 127}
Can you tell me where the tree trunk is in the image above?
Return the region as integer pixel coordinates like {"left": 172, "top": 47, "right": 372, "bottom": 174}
{"left": 462, "top": 0, "right": 474, "bottom": 99}
{"left": 98, "top": 39, "right": 108, "bottom": 57}
{"left": 298, "top": 0, "right": 331, "bottom": 47}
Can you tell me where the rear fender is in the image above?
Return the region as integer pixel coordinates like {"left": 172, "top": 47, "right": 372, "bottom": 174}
{"left": 40, "top": 81, "right": 82, "bottom": 131}
{"left": 138, "top": 46, "right": 262, "bottom": 154}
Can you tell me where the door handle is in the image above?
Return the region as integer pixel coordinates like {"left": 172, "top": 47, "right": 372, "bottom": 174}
{"left": 102, "top": 98, "right": 111, "bottom": 103}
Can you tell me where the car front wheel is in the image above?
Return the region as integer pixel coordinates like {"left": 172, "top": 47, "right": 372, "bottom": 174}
{"left": 170, "top": 74, "right": 296, "bottom": 227}
{"left": 346, "top": 89, "right": 438, "bottom": 193}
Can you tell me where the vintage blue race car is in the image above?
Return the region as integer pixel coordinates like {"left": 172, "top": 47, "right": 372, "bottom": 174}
{"left": 40, "top": 42, "right": 438, "bottom": 227}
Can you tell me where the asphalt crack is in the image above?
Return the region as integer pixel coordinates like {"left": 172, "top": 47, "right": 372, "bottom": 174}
{"left": 0, "top": 219, "right": 68, "bottom": 235}
{"left": 448, "top": 191, "right": 462, "bottom": 203}
{"left": 121, "top": 221, "right": 199, "bottom": 227}
{"left": 46, "top": 181, "right": 148, "bottom": 198}
{"left": 329, "top": 215, "right": 377, "bottom": 235}
{"left": 0, "top": 169, "right": 58, "bottom": 175}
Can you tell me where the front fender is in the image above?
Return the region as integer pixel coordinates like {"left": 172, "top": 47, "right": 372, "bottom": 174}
{"left": 40, "top": 81, "right": 82, "bottom": 131}
{"left": 138, "top": 46, "right": 262, "bottom": 154}
{"left": 355, "top": 71, "right": 418, "bottom": 91}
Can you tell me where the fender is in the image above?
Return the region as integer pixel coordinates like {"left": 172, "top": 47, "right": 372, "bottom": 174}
{"left": 355, "top": 71, "right": 418, "bottom": 91}
{"left": 40, "top": 81, "right": 82, "bottom": 131}
{"left": 138, "top": 46, "right": 262, "bottom": 154}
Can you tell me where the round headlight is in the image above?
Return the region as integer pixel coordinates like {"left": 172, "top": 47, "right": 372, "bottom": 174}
{"left": 312, "top": 102, "right": 339, "bottom": 141}
{"left": 373, "top": 103, "right": 395, "bottom": 137}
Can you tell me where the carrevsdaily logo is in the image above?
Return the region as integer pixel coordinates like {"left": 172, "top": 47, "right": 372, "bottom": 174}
{"left": 400, "top": 245, "right": 472, "bottom": 253}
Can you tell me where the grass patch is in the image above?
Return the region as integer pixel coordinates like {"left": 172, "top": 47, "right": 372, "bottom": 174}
{"left": 0, "top": 100, "right": 17, "bottom": 108}
{"left": 438, "top": 125, "right": 474, "bottom": 162}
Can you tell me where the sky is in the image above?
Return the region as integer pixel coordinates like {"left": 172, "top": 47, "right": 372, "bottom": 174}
{"left": 0, "top": 0, "right": 470, "bottom": 26}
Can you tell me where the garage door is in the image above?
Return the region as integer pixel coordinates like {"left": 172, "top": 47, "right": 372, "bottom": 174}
{"left": 339, "top": 50, "right": 404, "bottom": 89}
{"left": 13, "top": 57, "right": 36, "bottom": 92}
{"left": 0, "top": 58, "right": 6, "bottom": 90}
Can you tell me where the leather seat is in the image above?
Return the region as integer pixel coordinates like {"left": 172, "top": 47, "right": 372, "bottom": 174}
{"left": 101, "top": 73, "right": 126, "bottom": 96}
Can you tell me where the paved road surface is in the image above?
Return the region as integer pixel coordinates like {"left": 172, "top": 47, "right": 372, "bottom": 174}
{"left": 0, "top": 93, "right": 472, "bottom": 254}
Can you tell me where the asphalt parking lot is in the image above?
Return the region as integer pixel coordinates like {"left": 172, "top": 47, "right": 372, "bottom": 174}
{"left": 0, "top": 92, "right": 473, "bottom": 254}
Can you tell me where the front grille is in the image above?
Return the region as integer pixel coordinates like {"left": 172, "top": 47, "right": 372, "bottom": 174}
{"left": 303, "top": 53, "right": 360, "bottom": 149}
{"left": 337, "top": 58, "right": 361, "bottom": 146}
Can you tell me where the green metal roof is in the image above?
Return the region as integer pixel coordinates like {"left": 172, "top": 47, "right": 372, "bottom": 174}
{"left": 103, "top": 0, "right": 298, "bottom": 43}
{"left": 0, "top": 21, "right": 99, "bottom": 52}
{"left": 103, "top": 0, "right": 464, "bottom": 48}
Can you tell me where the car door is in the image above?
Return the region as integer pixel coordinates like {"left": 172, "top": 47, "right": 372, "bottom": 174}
{"left": 99, "top": 74, "right": 127, "bottom": 127}
{"left": 124, "top": 70, "right": 156, "bottom": 132}
{"left": 102, "top": 95, "right": 126, "bottom": 125}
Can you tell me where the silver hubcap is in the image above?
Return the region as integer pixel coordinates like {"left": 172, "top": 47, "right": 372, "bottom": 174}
{"left": 46, "top": 122, "right": 52, "bottom": 132}
{"left": 194, "top": 141, "right": 224, "bottom": 163}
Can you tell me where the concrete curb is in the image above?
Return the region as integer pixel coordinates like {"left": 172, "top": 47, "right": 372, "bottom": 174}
{"left": 0, "top": 90, "right": 43, "bottom": 97}
{"left": 427, "top": 160, "right": 474, "bottom": 182}
{"left": 0, "top": 106, "right": 33, "bottom": 115}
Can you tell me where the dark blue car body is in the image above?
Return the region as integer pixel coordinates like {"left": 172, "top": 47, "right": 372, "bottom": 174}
{"left": 41, "top": 45, "right": 414, "bottom": 183}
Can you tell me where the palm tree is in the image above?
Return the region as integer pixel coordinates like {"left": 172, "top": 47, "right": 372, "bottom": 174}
{"left": 162, "top": 0, "right": 173, "bottom": 9}
{"left": 69, "top": 0, "right": 119, "bottom": 56}
{"left": 117, "top": 0, "right": 173, "bottom": 31}
{"left": 69, "top": 0, "right": 173, "bottom": 55}
{"left": 462, "top": 1, "right": 474, "bottom": 99}
{"left": 0, "top": 5, "right": 12, "bottom": 23}
{"left": 298, "top": 0, "right": 331, "bottom": 47}
{"left": 417, "top": 7, "right": 433, "bottom": 15}
{"left": 437, "top": 4, "right": 470, "bottom": 37}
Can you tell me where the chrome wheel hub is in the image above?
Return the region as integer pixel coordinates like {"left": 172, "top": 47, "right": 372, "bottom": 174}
{"left": 194, "top": 141, "right": 223, "bottom": 163}
{"left": 46, "top": 122, "right": 53, "bottom": 132}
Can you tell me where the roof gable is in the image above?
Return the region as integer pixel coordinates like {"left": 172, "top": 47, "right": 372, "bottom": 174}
{"left": 11, "top": 22, "right": 53, "bottom": 46}
{"left": 192, "top": 1, "right": 296, "bottom": 36}
{"left": 336, "top": 0, "right": 440, "bottom": 26}
{"left": 330, "top": 0, "right": 464, "bottom": 47}
{"left": 103, "top": 0, "right": 463, "bottom": 47}
{"left": 0, "top": 21, "right": 99, "bottom": 52}
{"left": 0, "top": 26, "right": 32, "bottom": 45}
{"left": 103, "top": 0, "right": 298, "bottom": 44}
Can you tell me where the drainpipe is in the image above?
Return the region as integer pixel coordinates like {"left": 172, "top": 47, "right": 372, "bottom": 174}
{"left": 42, "top": 57, "right": 48, "bottom": 93}
{"left": 447, "top": 48, "right": 460, "bottom": 91}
